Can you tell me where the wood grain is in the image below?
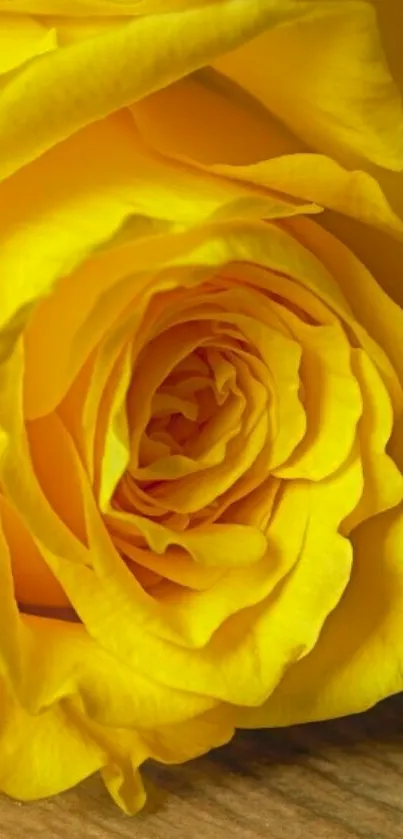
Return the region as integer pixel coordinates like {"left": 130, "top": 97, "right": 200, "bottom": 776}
{"left": 2, "top": 694, "right": 403, "bottom": 839}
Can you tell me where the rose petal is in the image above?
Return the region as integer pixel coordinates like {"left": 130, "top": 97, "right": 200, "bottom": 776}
{"left": 343, "top": 350, "right": 403, "bottom": 532}
{"left": 0, "top": 342, "right": 86, "bottom": 564}
{"left": 15, "top": 115, "right": 314, "bottom": 419}
{"left": 0, "top": 688, "right": 106, "bottom": 802}
{"left": 213, "top": 1, "right": 403, "bottom": 170}
{"left": 273, "top": 319, "right": 362, "bottom": 480}
{"left": 27, "top": 413, "right": 87, "bottom": 544}
{"left": 1, "top": 497, "right": 70, "bottom": 608}
{"left": 0, "top": 0, "right": 314, "bottom": 180}
{"left": 112, "top": 514, "right": 267, "bottom": 569}
{"left": 0, "top": 15, "right": 57, "bottom": 74}
{"left": 112, "top": 536, "right": 226, "bottom": 591}
{"left": 44, "top": 454, "right": 362, "bottom": 701}
{"left": 208, "top": 155, "right": 403, "bottom": 239}
{"left": 0, "top": 0, "right": 220, "bottom": 15}
{"left": 287, "top": 215, "right": 403, "bottom": 400}
{"left": 233, "top": 504, "right": 403, "bottom": 725}
{"left": 133, "top": 67, "right": 304, "bottom": 165}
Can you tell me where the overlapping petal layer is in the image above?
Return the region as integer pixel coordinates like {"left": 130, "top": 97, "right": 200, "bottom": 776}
{"left": 0, "top": 200, "right": 402, "bottom": 810}
{"left": 1, "top": 206, "right": 402, "bottom": 691}
{"left": 0, "top": 0, "right": 403, "bottom": 817}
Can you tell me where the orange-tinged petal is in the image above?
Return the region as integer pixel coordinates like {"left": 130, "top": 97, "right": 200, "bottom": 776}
{"left": 143, "top": 350, "right": 269, "bottom": 514}
{"left": 133, "top": 67, "right": 304, "bottom": 166}
{"left": 1, "top": 497, "right": 70, "bottom": 608}
{"left": 127, "top": 322, "right": 222, "bottom": 474}
{"left": 0, "top": 520, "right": 23, "bottom": 689}
{"left": 127, "top": 284, "right": 306, "bottom": 480}
{"left": 27, "top": 413, "right": 87, "bottom": 544}
{"left": 132, "top": 385, "right": 244, "bottom": 483}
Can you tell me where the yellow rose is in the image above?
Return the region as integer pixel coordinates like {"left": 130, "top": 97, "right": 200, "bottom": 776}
{"left": 0, "top": 0, "right": 403, "bottom": 814}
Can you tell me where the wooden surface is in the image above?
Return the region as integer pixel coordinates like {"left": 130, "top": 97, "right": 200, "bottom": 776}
{"left": 2, "top": 695, "right": 403, "bottom": 838}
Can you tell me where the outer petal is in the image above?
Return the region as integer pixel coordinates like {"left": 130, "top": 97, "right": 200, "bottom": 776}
{"left": 207, "top": 155, "right": 403, "bottom": 239}
{"left": 1, "top": 678, "right": 223, "bottom": 816}
{"left": 0, "top": 15, "right": 57, "bottom": 74}
{"left": 234, "top": 503, "right": 403, "bottom": 727}
{"left": 0, "top": 516, "right": 24, "bottom": 689}
{"left": 213, "top": 0, "right": 403, "bottom": 170}
{"left": 0, "top": 686, "right": 106, "bottom": 802}
{"left": 18, "top": 616, "right": 217, "bottom": 728}
{"left": 0, "top": 0, "right": 324, "bottom": 181}
{"left": 343, "top": 351, "right": 403, "bottom": 532}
